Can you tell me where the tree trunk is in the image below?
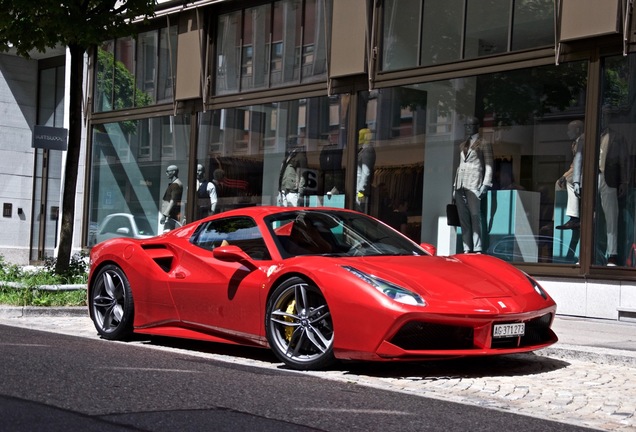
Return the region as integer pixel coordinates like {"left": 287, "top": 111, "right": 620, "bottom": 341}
{"left": 55, "top": 44, "right": 85, "bottom": 275}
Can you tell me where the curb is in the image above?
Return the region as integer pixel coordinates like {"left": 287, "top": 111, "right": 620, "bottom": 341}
{"left": 537, "top": 344, "right": 636, "bottom": 368}
{"left": 0, "top": 281, "right": 86, "bottom": 291}
{"left": 0, "top": 306, "right": 87, "bottom": 318}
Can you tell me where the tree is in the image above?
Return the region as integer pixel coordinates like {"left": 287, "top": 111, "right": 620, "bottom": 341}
{"left": 0, "top": 0, "right": 156, "bottom": 274}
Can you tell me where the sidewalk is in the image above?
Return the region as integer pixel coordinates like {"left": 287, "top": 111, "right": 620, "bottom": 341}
{"left": 1, "top": 305, "right": 635, "bottom": 365}
{"left": 541, "top": 315, "right": 636, "bottom": 366}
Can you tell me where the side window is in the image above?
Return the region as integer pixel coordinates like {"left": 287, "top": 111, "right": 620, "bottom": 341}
{"left": 191, "top": 217, "right": 271, "bottom": 260}
{"left": 191, "top": 221, "right": 226, "bottom": 251}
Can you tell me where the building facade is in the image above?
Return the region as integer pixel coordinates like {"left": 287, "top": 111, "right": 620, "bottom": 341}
{"left": 2, "top": 0, "right": 636, "bottom": 321}
{"left": 0, "top": 46, "right": 79, "bottom": 266}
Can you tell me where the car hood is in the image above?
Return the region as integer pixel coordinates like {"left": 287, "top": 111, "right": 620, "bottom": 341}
{"left": 337, "top": 254, "right": 531, "bottom": 301}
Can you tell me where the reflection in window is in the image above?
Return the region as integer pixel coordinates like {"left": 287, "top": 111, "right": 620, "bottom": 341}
{"left": 420, "top": 0, "right": 463, "bottom": 67}
{"left": 594, "top": 55, "right": 636, "bottom": 267}
{"left": 88, "top": 115, "right": 190, "bottom": 245}
{"left": 157, "top": 26, "right": 178, "bottom": 103}
{"left": 355, "top": 88, "right": 426, "bottom": 242}
{"left": 271, "top": 1, "right": 300, "bottom": 85}
{"left": 136, "top": 31, "right": 158, "bottom": 99}
{"left": 191, "top": 217, "right": 271, "bottom": 260}
{"left": 94, "top": 25, "right": 177, "bottom": 112}
{"left": 215, "top": 0, "right": 330, "bottom": 95}
{"left": 383, "top": 0, "right": 555, "bottom": 71}
{"left": 512, "top": 0, "right": 555, "bottom": 51}
{"left": 114, "top": 37, "right": 135, "bottom": 109}
{"left": 358, "top": 61, "right": 588, "bottom": 264}
{"left": 382, "top": 0, "right": 420, "bottom": 71}
{"left": 94, "top": 40, "right": 115, "bottom": 112}
{"left": 302, "top": 0, "right": 328, "bottom": 81}
{"left": 465, "top": 0, "right": 510, "bottom": 58}
{"left": 195, "top": 95, "right": 347, "bottom": 220}
{"left": 242, "top": 4, "right": 271, "bottom": 91}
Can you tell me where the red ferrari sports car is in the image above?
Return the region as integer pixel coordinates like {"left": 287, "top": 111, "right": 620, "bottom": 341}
{"left": 88, "top": 206, "right": 557, "bottom": 370}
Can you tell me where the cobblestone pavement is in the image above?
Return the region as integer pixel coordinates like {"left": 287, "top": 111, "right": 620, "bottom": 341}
{"left": 1, "top": 314, "right": 635, "bottom": 431}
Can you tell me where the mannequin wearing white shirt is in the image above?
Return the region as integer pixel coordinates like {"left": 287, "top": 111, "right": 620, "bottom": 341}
{"left": 556, "top": 120, "right": 584, "bottom": 230}
{"left": 196, "top": 164, "right": 217, "bottom": 219}
{"left": 453, "top": 117, "right": 494, "bottom": 254}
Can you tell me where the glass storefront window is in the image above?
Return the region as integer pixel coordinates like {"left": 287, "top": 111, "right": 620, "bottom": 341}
{"left": 88, "top": 115, "right": 190, "bottom": 246}
{"left": 420, "top": 0, "right": 463, "bottom": 67}
{"left": 215, "top": 0, "right": 330, "bottom": 95}
{"left": 242, "top": 4, "right": 272, "bottom": 91}
{"left": 354, "top": 88, "right": 426, "bottom": 242}
{"left": 382, "top": 0, "right": 555, "bottom": 71}
{"left": 158, "top": 26, "right": 178, "bottom": 103}
{"left": 593, "top": 55, "right": 636, "bottom": 267}
{"left": 135, "top": 30, "right": 158, "bottom": 100}
{"left": 511, "top": 0, "right": 555, "bottom": 51}
{"left": 114, "top": 37, "right": 135, "bottom": 109}
{"left": 216, "top": 10, "right": 242, "bottom": 94}
{"left": 94, "top": 26, "right": 177, "bottom": 112}
{"left": 465, "top": 0, "right": 510, "bottom": 58}
{"left": 94, "top": 40, "right": 115, "bottom": 112}
{"left": 195, "top": 95, "right": 347, "bottom": 220}
{"left": 302, "top": 0, "right": 329, "bottom": 82}
{"left": 383, "top": 0, "right": 420, "bottom": 71}
{"left": 357, "top": 61, "right": 588, "bottom": 263}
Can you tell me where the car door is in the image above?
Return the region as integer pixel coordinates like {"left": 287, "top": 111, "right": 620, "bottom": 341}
{"left": 168, "top": 216, "right": 270, "bottom": 339}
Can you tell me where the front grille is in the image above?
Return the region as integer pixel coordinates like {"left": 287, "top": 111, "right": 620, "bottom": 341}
{"left": 491, "top": 313, "right": 554, "bottom": 349}
{"left": 390, "top": 321, "right": 474, "bottom": 350}
{"left": 521, "top": 313, "right": 553, "bottom": 345}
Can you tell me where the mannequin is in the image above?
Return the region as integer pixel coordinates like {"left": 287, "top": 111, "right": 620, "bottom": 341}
{"left": 556, "top": 120, "right": 584, "bottom": 230}
{"left": 160, "top": 164, "right": 183, "bottom": 231}
{"left": 356, "top": 127, "right": 376, "bottom": 212}
{"left": 195, "top": 164, "right": 217, "bottom": 219}
{"left": 278, "top": 143, "right": 307, "bottom": 207}
{"left": 453, "top": 117, "right": 494, "bottom": 253}
{"left": 597, "top": 108, "right": 628, "bottom": 266}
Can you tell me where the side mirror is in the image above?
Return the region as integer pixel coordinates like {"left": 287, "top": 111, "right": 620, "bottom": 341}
{"left": 420, "top": 243, "right": 437, "bottom": 256}
{"left": 213, "top": 245, "right": 258, "bottom": 270}
{"left": 116, "top": 227, "right": 131, "bottom": 236}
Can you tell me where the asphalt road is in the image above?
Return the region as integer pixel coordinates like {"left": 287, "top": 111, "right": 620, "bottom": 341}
{"left": 0, "top": 324, "right": 595, "bottom": 432}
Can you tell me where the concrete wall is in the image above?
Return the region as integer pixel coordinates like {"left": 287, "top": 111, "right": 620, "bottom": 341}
{"left": 0, "top": 54, "right": 37, "bottom": 265}
{"left": 539, "top": 277, "right": 636, "bottom": 322}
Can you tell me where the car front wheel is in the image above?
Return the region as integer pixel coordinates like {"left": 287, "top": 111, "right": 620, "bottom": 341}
{"left": 266, "top": 277, "right": 335, "bottom": 370}
{"left": 89, "top": 264, "right": 134, "bottom": 340}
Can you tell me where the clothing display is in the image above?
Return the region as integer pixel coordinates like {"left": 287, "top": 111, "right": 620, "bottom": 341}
{"left": 278, "top": 147, "right": 307, "bottom": 207}
{"left": 454, "top": 133, "right": 494, "bottom": 253}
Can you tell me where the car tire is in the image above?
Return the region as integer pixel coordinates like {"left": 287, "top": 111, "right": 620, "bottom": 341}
{"left": 89, "top": 264, "right": 134, "bottom": 341}
{"left": 266, "top": 277, "right": 335, "bottom": 370}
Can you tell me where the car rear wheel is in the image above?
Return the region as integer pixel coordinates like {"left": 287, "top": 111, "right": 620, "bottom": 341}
{"left": 89, "top": 264, "right": 134, "bottom": 340}
{"left": 266, "top": 277, "right": 335, "bottom": 370}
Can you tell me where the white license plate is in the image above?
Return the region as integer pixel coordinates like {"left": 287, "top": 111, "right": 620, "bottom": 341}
{"left": 493, "top": 323, "right": 525, "bottom": 338}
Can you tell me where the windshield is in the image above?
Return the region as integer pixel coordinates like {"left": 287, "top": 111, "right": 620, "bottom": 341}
{"left": 133, "top": 215, "right": 155, "bottom": 236}
{"left": 265, "top": 210, "right": 426, "bottom": 258}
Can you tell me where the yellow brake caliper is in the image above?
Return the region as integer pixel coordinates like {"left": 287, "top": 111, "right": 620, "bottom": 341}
{"left": 284, "top": 300, "right": 296, "bottom": 341}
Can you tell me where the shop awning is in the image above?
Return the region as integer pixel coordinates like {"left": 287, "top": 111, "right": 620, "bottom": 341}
{"left": 556, "top": 0, "right": 635, "bottom": 63}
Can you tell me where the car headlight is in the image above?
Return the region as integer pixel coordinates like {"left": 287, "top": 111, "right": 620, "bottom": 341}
{"left": 525, "top": 274, "right": 548, "bottom": 299}
{"left": 342, "top": 266, "right": 426, "bottom": 306}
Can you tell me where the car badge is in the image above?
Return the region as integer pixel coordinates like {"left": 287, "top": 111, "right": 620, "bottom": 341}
{"left": 498, "top": 301, "right": 507, "bottom": 308}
